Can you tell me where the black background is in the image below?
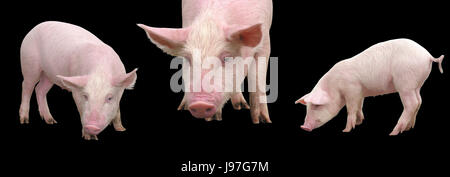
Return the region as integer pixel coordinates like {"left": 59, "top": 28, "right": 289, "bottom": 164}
{"left": 2, "top": 1, "right": 449, "bottom": 176}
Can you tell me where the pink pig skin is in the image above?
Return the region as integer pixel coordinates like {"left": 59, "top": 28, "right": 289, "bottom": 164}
{"left": 19, "top": 21, "right": 137, "bottom": 140}
{"left": 139, "top": 0, "right": 272, "bottom": 123}
{"left": 295, "top": 39, "right": 444, "bottom": 135}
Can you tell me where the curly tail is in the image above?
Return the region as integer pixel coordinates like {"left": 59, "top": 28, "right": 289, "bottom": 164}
{"left": 430, "top": 55, "right": 444, "bottom": 74}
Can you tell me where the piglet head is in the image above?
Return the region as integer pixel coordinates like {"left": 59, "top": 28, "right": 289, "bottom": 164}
{"left": 57, "top": 69, "right": 137, "bottom": 138}
{"left": 138, "top": 21, "right": 263, "bottom": 119}
{"left": 296, "top": 89, "right": 338, "bottom": 132}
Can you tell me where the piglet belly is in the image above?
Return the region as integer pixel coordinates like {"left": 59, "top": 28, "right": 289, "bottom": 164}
{"left": 361, "top": 75, "right": 396, "bottom": 97}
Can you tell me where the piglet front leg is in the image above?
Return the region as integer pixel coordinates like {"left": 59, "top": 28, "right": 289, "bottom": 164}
{"left": 343, "top": 95, "right": 364, "bottom": 132}
{"left": 177, "top": 95, "right": 188, "bottom": 111}
{"left": 204, "top": 92, "right": 249, "bottom": 121}
{"left": 231, "top": 92, "right": 250, "bottom": 110}
{"left": 248, "top": 53, "right": 271, "bottom": 124}
{"left": 82, "top": 130, "right": 98, "bottom": 141}
{"left": 204, "top": 92, "right": 249, "bottom": 122}
{"left": 250, "top": 92, "right": 271, "bottom": 124}
{"left": 205, "top": 109, "right": 222, "bottom": 122}
{"left": 112, "top": 109, "right": 126, "bottom": 132}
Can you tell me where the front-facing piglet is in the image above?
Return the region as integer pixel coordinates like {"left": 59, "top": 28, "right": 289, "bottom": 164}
{"left": 19, "top": 21, "right": 137, "bottom": 140}
{"left": 295, "top": 39, "right": 444, "bottom": 135}
{"left": 138, "top": 0, "right": 273, "bottom": 123}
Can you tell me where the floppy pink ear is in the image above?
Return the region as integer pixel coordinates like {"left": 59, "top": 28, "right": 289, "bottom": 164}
{"left": 307, "top": 89, "right": 330, "bottom": 105}
{"left": 225, "top": 23, "right": 263, "bottom": 47}
{"left": 137, "top": 24, "right": 190, "bottom": 55}
{"left": 295, "top": 93, "right": 310, "bottom": 105}
{"left": 57, "top": 75, "right": 89, "bottom": 91}
{"left": 113, "top": 68, "right": 138, "bottom": 90}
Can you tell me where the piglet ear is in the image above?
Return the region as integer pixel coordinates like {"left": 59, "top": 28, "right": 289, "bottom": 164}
{"left": 225, "top": 23, "right": 263, "bottom": 47}
{"left": 114, "top": 68, "right": 138, "bottom": 90}
{"left": 295, "top": 93, "right": 310, "bottom": 105}
{"left": 57, "top": 75, "right": 89, "bottom": 91}
{"left": 308, "top": 89, "right": 330, "bottom": 105}
{"left": 137, "top": 24, "right": 190, "bottom": 56}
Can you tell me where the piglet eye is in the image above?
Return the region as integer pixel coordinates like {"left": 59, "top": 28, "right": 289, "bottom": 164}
{"left": 82, "top": 94, "right": 88, "bottom": 100}
{"left": 105, "top": 93, "right": 114, "bottom": 103}
{"left": 311, "top": 104, "right": 322, "bottom": 109}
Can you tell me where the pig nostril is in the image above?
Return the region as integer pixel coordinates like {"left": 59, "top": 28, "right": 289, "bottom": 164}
{"left": 188, "top": 102, "right": 216, "bottom": 118}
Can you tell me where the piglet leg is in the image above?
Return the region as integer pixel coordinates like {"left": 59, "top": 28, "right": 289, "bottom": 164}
{"left": 250, "top": 93, "right": 271, "bottom": 124}
{"left": 19, "top": 51, "right": 41, "bottom": 124}
{"left": 231, "top": 92, "right": 250, "bottom": 110}
{"left": 82, "top": 130, "right": 98, "bottom": 141}
{"left": 356, "top": 99, "right": 365, "bottom": 126}
{"left": 390, "top": 90, "right": 420, "bottom": 135}
{"left": 177, "top": 94, "right": 187, "bottom": 111}
{"left": 19, "top": 80, "right": 37, "bottom": 124}
{"left": 112, "top": 109, "right": 126, "bottom": 131}
{"left": 411, "top": 89, "right": 422, "bottom": 128}
{"left": 343, "top": 96, "right": 364, "bottom": 132}
{"left": 204, "top": 93, "right": 248, "bottom": 122}
{"left": 248, "top": 50, "right": 271, "bottom": 124}
{"left": 35, "top": 74, "right": 57, "bottom": 124}
{"left": 205, "top": 109, "right": 222, "bottom": 122}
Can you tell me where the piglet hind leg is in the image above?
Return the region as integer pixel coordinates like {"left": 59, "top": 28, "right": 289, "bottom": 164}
{"left": 390, "top": 90, "right": 420, "bottom": 136}
{"left": 112, "top": 109, "right": 126, "bottom": 131}
{"left": 411, "top": 89, "right": 422, "bottom": 128}
{"left": 356, "top": 99, "right": 365, "bottom": 125}
{"left": 19, "top": 79, "right": 38, "bottom": 124}
{"left": 19, "top": 53, "right": 41, "bottom": 124}
{"left": 35, "top": 74, "right": 57, "bottom": 124}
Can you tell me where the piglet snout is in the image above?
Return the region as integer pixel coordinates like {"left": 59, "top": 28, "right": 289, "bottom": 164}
{"left": 188, "top": 102, "right": 216, "bottom": 118}
{"left": 301, "top": 124, "right": 313, "bottom": 132}
{"left": 301, "top": 119, "right": 316, "bottom": 132}
{"left": 84, "top": 125, "right": 101, "bottom": 135}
